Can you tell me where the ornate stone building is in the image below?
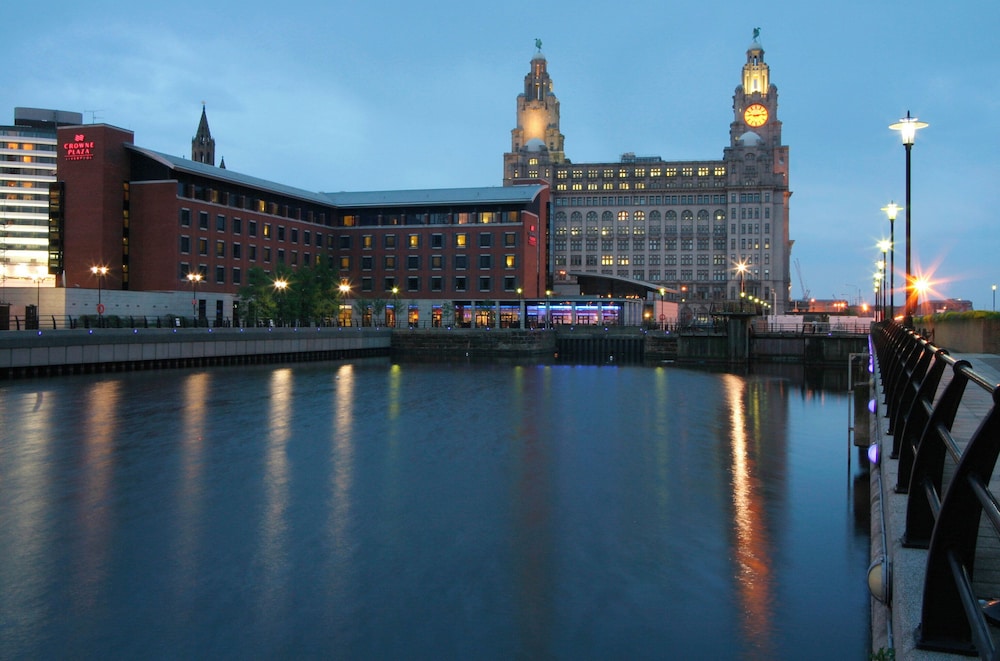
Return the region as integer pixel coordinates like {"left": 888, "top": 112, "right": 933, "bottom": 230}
{"left": 503, "top": 33, "right": 792, "bottom": 316}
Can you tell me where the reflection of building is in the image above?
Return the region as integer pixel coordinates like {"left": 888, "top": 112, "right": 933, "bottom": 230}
{"left": 49, "top": 118, "right": 549, "bottom": 326}
{"left": 503, "top": 33, "right": 791, "bottom": 315}
{"left": 1, "top": 108, "right": 81, "bottom": 285}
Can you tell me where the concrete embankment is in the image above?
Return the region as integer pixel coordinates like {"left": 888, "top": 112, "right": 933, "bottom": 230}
{"left": 0, "top": 327, "right": 391, "bottom": 378}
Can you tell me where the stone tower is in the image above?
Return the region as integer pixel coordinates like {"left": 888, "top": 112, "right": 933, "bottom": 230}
{"left": 191, "top": 104, "right": 215, "bottom": 166}
{"left": 503, "top": 40, "right": 567, "bottom": 185}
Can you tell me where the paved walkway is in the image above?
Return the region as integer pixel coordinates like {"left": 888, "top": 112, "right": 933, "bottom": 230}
{"left": 872, "top": 352, "right": 1000, "bottom": 659}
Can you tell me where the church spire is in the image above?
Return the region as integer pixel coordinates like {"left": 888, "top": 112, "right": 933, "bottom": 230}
{"left": 191, "top": 103, "right": 215, "bottom": 166}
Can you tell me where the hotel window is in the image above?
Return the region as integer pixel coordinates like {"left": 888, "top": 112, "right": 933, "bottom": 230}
{"left": 315, "top": 232, "right": 323, "bottom": 247}
{"left": 431, "top": 255, "right": 443, "bottom": 270}
{"left": 503, "top": 276, "right": 516, "bottom": 291}
{"left": 454, "top": 233, "right": 467, "bottom": 248}
{"left": 216, "top": 214, "right": 226, "bottom": 231}
{"left": 479, "top": 255, "right": 492, "bottom": 269}
{"left": 233, "top": 217, "right": 242, "bottom": 234}
{"left": 363, "top": 235, "right": 373, "bottom": 249}
{"left": 478, "top": 233, "right": 492, "bottom": 248}
{"left": 278, "top": 249, "right": 285, "bottom": 264}
{"left": 384, "top": 255, "right": 396, "bottom": 270}
{"left": 291, "top": 228, "right": 298, "bottom": 243}
{"left": 430, "top": 276, "right": 443, "bottom": 292}
{"left": 454, "top": 254, "right": 468, "bottom": 270}
{"left": 249, "top": 220, "right": 257, "bottom": 237}
{"left": 407, "top": 255, "right": 420, "bottom": 270}
{"left": 455, "top": 276, "right": 467, "bottom": 291}
{"left": 232, "top": 267, "right": 241, "bottom": 285}
{"left": 249, "top": 245, "right": 257, "bottom": 262}
{"left": 361, "top": 277, "right": 373, "bottom": 292}
{"left": 277, "top": 226, "right": 286, "bottom": 241}
{"left": 215, "top": 265, "right": 225, "bottom": 284}
{"left": 407, "top": 276, "right": 420, "bottom": 292}
{"left": 339, "top": 236, "right": 351, "bottom": 249}
{"left": 264, "top": 247, "right": 271, "bottom": 262}
{"left": 384, "top": 277, "right": 396, "bottom": 291}
{"left": 478, "top": 276, "right": 491, "bottom": 292}
{"left": 303, "top": 230, "right": 310, "bottom": 244}
{"left": 338, "top": 255, "right": 349, "bottom": 269}
{"left": 232, "top": 243, "right": 242, "bottom": 259}
{"left": 431, "top": 233, "right": 444, "bottom": 248}
{"left": 199, "top": 211, "right": 209, "bottom": 230}
{"left": 180, "top": 208, "right": 191, "bottom": 227}
{"left": 408, "top": 234, "right": 420, "bottom": 248}
{"left": 263, "top": 223, "right": 271, "bottom": 238}
{"left": 180, "top": 236, "right": 190, "bottom": 254}
{"left": 505, "top": 255, "right": 516, "bottom": 269}
{"left": 504, "top": 232, "right": 517, "bottom": 247}
{"left": 384, "top": 234, "right": 396, "bottom": 249}
{"left": 215, "top": 241, "right": 225, "bottom": 258}
{"left": 198, "top": 238, "right": 208, "bottom": 256}
{"left": 362, "top": 256, "right": 373, "bottom": 270}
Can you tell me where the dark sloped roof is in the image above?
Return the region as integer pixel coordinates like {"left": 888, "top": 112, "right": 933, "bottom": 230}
{"left": 324, "top": 185, "right": 545, "bottom": 208}
{"left": 126, "top": 144, "right": 545, "bottom": 209}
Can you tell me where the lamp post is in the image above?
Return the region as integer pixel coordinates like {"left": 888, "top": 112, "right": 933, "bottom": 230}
{"left": 545, "top": 289, "right": 552, "bottom": 329}
{"left": 735, "top": 261, "right": 747, "bottom": 310}
{"left": 391, "top": 286, "right": 399, "bottom": 328}
{"left": 658, "top": 287, "right": 665, "bottom": 330}
{"left": 273, "top": 278, "right": 288, "bottom": 326}
{"left": 993, "top": 284, "right": 997, "bottom": 312}
{"left": 338, "top": 282, "right": 350, "bottom": 327}
{"left": 90, "top": 265, "right": 109, "bottom": 327}
{"left": 516, "top": 287, "right": 523, "bottom": 329}
{"left": 881, "top": 203, "right": 900, "bottom": 321}
{"left": 889, "top": 111, "right": 928, "bottom": 326}
{"left": 186, "top": 271, "right": 203, "bottom": 325}
{"left": 877, "top": 240, "right": 890, "bottom": 322}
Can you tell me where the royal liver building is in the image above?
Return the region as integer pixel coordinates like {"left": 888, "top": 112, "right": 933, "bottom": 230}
{"left": 503, "top": 32, "right": 792, "bottom": 317}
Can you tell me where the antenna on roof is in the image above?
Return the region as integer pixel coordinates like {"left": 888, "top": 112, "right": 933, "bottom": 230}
{"left": 84, "top": 109, "right": 105, "bottom": 124}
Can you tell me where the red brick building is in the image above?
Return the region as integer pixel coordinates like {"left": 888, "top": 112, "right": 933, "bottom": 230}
{"left": 51, "top": 123, "right": 549, "bottom": 325}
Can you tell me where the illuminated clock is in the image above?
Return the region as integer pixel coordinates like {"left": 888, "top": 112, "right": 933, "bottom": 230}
{"left": 743, "top": 103, "right": 769, "bottom": 127}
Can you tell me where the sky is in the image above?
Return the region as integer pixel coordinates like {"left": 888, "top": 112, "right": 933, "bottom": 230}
{"left": 5, "top": 0, "right": 999, "bottom": 308}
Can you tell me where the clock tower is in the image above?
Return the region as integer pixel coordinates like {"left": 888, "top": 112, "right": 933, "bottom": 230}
{"left": 726, "top": 30, "right": 788, "bottom": 187}
{"left": 503, "top": 40, "right": 567, "bottom": 185}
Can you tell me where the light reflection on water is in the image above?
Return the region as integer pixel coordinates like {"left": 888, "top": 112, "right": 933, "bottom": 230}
{"left": 0, "top": 359, "right": 868, "bottom": 660}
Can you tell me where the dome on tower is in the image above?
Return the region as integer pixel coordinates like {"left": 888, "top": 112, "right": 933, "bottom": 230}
{"left": 737, "top": 131, "right": 762, "bottom": 146}
{"left": 524, "top": 138, "right": 547, "bottom": 152}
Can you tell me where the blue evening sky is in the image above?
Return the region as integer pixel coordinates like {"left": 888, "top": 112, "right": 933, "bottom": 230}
{"left": 5, "top": 0, "right": 998, "bottom": 307}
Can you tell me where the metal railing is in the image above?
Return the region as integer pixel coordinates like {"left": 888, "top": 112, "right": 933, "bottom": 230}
{"left": 873, "top": 320, "right": 1000, "bottom": 658}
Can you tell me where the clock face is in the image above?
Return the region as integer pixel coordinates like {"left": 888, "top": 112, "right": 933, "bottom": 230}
{"left": 744, "top": 103, "right": 768, "bottom": 127}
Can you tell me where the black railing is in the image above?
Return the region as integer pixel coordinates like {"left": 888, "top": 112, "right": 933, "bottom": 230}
{"left": 873, "top": 320, "right": 1000, "bottom": 658}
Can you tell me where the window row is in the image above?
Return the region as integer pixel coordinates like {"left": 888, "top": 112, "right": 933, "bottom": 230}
{"left": 554, "top": 194, "right": 729, "bottom": 207}
{"left": 341, "top": 210, "right": 522, "bottom": 228}
{"left": 352, "top": 254, "right": 519, "bottom": 271}
{"left": 553, "top": 167, "right": 727, "bottom": 180}
{"left": 349, "top": 231, "right": 519, "bottom": 250}
{"left": 356, "top": 275, "right": 521, "bottom": 294}
{"left": 180, "top": 209, "right": 329, "bottom": 247}
{"left": 179, "top": 236, "right": 322, "bottom": 267}
{"left": 177, "top": 182, "right": 332, "bottom": 226}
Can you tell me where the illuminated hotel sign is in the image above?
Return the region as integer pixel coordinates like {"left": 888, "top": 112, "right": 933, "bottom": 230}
{"left": 63, "top": 134, "right": 95, "bottom": 161}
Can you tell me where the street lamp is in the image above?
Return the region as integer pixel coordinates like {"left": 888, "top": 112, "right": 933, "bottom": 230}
{"left": 881, "top": 203, "right": 900, "bottom": 321}
{"left": 889, "top": 111, "right": 928, "bottom": 326}
{"left": 735, "top": 261, "right": 748, "bottom": 310}
{"left": 338, "top": 282, "right": 350, "bottom": 327}
{"left": 877, "top": 240, "right": 890, "bottom": 322}
{"left": 186, "top": 271, "right": 203, "bottom": 324}
{"left": 658, "top": 287, "right": 665, "bottom": 331}
{"left": 90, "top": 265, "right": 109, "bottom": 327}
{"left": 273, "top": 278, "right": 288, "bottom": 326}
{"left": 993, "top": 284, "right": 997, "bottom": 312}
{"left": 545, "top": 289, "right": 552, "bottom": 329}
{"left": 391, "top": 285, "right": 399, "bottom": 328}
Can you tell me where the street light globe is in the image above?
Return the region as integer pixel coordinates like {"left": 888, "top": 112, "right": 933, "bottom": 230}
{"left": 889, "top": 111, "right": 928, "bottom": 145}
{"left": 274, "top": 278, "right": 288, "bottom": 291}
{"left": 881, "top": 202, "right": 901, "bottom": 222}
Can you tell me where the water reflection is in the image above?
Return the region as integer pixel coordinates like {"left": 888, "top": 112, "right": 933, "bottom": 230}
{"left": 724, "top": 374, "right": 775, "bottom": 660}
{"left": 0, "top": 360, "right": 868, "bottom": 660}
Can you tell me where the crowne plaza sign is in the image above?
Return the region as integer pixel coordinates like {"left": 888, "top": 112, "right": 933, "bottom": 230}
{"left": 63, "top": 134, "right": 95, "bottom": 161}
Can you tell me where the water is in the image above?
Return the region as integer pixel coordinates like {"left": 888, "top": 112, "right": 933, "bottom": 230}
{"left": 0, "top": 359, "right": 869, "bottom": 660}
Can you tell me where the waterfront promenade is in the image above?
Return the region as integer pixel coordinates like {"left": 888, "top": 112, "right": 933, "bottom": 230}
{"left": 872, "top": 350, "right": 1000, "bottom": 660}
